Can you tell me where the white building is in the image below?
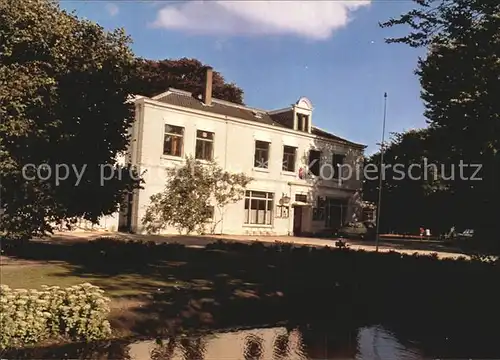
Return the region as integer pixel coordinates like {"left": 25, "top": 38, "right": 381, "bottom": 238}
{"left": 119, "top": 67, "right": 367, "bottom": 236}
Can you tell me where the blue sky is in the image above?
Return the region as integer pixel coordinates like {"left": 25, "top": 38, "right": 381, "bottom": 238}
{"left": 62, "top": 0, "right": 427, "bottom": 154}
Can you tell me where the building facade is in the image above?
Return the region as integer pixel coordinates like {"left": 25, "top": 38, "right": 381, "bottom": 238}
{"left": 120, "top": 67, "right": 367, "bottom": 236}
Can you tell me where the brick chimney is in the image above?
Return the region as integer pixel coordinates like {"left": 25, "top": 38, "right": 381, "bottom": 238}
{"left": 202, "top": 66, "right": 213, "bottom": 106}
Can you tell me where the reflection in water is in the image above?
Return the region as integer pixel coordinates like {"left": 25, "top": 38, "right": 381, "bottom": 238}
{"left": 356, "top": 326, "right": 422, "bottom": 360}
{"left": 273, "top": 333, "right": 290, "bottom": 359}
{"left": 150, "top": 338, "right": 176, "bottom": 360}
{"left": 127, "top": 326, "right": 421, "bottom": 360}
{"left": 243, "top": 334, "right": 264, "bottom": 359}
{"left": 5, "top": 324, "right": 498, "bottom": 359}
{"left": 179, "top": 337, "right": 207, "bottom": 360}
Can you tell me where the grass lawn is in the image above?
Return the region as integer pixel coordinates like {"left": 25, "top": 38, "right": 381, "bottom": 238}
{"left": 0, "top": 260, "right": 191, "bottom": 338}
{"left": 2, "top": 235, "right": 498, "bottom": 346}
{"left": 0, "top": 262, "right": 181, "bottom": 298}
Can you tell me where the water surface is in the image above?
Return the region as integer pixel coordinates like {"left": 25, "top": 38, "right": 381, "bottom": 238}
{"left": 128, "top": 325, "right": 423, "bottom": 360}
{"left": 10, "top": 321, "right": 498, "bottom": 359}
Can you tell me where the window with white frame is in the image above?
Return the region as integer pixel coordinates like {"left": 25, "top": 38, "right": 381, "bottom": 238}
{"left": 163, "top": 124, "right": 184, "bottom": 157}
{"left": 295, "top": 194, "right": 308, "bottom": 203}
{"left": 195, "top": 130, "right": 214, "bottom": 161}
{"left": 282, "top": 145, "right": 297, "bottom": 172}
{"left": 244, "top": 191, "right": 274, "bottom": 225}
{"left": 254, "top": 141, "right": 270, "bottom": 169}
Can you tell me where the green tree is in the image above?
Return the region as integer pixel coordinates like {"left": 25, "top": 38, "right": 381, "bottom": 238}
{"left": 142, "top": 156, "right": 252, "bottom": 235}
{"left": 381, "top": 0, "right": 500, "bottom": 249}
{"left": 0, "top": 0, "right": 141, "bottom": 239}
{"left": 133, "top": 58, "right": 245, "bottom": 104}
{"left": 363, "top": 129, "right": 451, "bottom": 234}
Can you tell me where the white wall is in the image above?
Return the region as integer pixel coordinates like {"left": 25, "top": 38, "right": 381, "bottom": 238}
{"left": 130, "top": 98, "right": 363, "bottom": 236}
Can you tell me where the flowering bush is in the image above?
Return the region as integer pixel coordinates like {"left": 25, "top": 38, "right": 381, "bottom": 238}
{"left": 0, "top": 283, "right": 111, "bottom": 349}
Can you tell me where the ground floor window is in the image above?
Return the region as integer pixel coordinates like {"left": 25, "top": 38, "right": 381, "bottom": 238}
{"left": 295, "top": 194, "right": 308, "bottom": 203}
{"left": 244, "top": 191, "right": 274, "bottom": 225}
{"left": 312, "top": 196, "right": 326, "bottom": 221}
{"left": 325, "top": 198, "right": 348, "bottom": 228}
{"left": 312, "top": 197, "right": 349, "bottom": 228}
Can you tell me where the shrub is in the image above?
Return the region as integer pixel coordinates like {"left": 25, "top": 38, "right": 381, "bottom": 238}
{"left": 0, "top": 283, "right": 111, "bottom": 349}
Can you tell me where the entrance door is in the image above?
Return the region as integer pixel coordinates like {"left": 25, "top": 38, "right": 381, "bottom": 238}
{"left": 293, "top": 206, "right": 303, "bottom": 236}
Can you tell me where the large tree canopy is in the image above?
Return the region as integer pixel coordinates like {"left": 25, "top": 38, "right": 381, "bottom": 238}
{"left": 380, "top": 0, "right": 500, "bottom": 249}
{"left": 0, "top": 1, "right": 247, "bottom": 240}
{"left": 133, "top": 58, "right": 245, "bottom": 104}
{"left": 0, "top": 0, "right": 141, "bottom": 239}
{"left": 364, "top": 129, "right": 453, "bottom": 234}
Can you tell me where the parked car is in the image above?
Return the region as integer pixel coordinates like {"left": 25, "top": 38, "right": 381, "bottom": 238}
{"left": 456, "top": 229, "right": 474, "bottom": 239}
{"left": 337, "top": 221, "right": 376, "bottom": 240}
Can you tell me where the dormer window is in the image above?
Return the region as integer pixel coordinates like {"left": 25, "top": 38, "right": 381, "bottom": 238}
{"left": 297, "top": 113, "right": 309, "bottom": 132}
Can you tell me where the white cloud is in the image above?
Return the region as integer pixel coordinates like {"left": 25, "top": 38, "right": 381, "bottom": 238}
{"left": 105, "top": 3, "right": 119, "bottom": 17}
{"left": 152, "top": 1, "right": 371, "bottom": 40}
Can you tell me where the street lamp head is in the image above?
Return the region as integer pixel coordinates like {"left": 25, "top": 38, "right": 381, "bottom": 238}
{"left": 281, "top": 193, "right": 291, "bottom": 205}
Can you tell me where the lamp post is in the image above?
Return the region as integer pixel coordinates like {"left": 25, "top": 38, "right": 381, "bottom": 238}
{"left": 375, "top": 92, "right": 388, "bottom": 252}
{"left": 0, "top": 110, "right": 3, "bottom": 230}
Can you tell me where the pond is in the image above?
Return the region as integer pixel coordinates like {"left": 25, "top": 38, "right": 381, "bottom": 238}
{"left": 5, "top": 320, "right": 500, "bottom": 359}
{"left": 127, "top": 325, "right": 423, "bottom": 360}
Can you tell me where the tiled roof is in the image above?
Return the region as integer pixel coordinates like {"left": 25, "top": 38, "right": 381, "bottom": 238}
{"left": 311, "top": 127, "right": 364, "bottom": 147}
{"left": 155, "top": 91, "right": 286, "bottom": 128}
{"left": 269, "top": 110, "right": 294, "bottom": 126}
{"left": 151, "top": 89, "right": 365, "bottom": 148}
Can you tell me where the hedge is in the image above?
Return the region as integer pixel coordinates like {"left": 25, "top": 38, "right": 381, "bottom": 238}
{"left": 0, "top": 283, "right": 111, "bottom": 349}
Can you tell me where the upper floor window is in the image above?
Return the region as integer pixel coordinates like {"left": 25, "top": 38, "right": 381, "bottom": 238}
{"left": 254, "top": 140, "right": 270, "bottom": 169}
{"left": 244, "top": 191, "right": 273, "bottom": 225}
{"left": 332, "top": 153, "right": 346, "bottom": 179}
{"left": 297, "top": 114, "right": 309, "bottom": 132}
{"left": 195, "top": 130, "right": 214, "bottom": 161}
{"left": 163, "top": 124, "right": 184, "bottom": 157}
{"left": 282, "top": 145, "right": 297, "bottom": 172}
{"left": 308, "top": 150, "right": 321, "bottom": 176}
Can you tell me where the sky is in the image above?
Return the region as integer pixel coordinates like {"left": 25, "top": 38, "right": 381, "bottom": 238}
{"left": 61, "top": 0, "right": 428, "bottom": 155}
